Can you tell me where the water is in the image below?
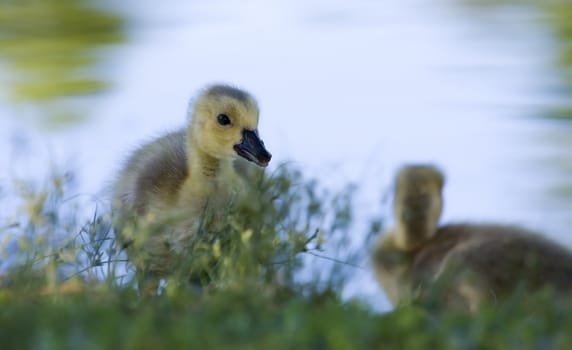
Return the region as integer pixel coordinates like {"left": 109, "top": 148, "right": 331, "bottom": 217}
{"left": 1, "top": 0, "right": 571, "bottom": 310}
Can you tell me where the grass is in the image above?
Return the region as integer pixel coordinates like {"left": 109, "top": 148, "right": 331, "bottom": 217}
{"left": 2, "top": 285, "right": 572, "bottom": 349}
{"left": 2, "top": 163, "right": 572, "bottom": 349}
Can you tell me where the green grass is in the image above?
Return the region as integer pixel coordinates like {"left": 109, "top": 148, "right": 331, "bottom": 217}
{"left": 2, "top": 286, "right": 572, "bottom": 349}
{"left": 2, "top": 164, "right": 572, "bottom": 349}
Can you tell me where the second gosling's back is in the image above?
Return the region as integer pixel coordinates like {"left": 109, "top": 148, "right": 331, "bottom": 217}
{"left": 112, "top": 84, "right": 272, "bottom": 280}
{"left": 372, "top": 165, "right": 572, "bottom": 312}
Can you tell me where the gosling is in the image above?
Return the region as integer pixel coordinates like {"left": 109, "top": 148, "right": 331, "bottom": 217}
{"left": 372, "top": 164, "right": 572, "bottom": 312}
{"left": 112, "top": 84, "right": 272, "bottom": 291}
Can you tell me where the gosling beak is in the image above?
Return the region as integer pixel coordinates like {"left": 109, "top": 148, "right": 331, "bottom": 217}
{"left": 234, "top": 129, "right": 272, "bottom": 167}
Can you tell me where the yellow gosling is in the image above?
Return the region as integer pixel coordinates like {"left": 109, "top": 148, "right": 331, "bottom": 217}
{"left": 112, "top": 84, "right": 271, "bottom": 292}
{"left": 372, "top": 164, "right": 572, "bottom": 312}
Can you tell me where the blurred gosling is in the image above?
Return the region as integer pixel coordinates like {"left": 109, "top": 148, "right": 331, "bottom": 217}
{"left": 112, "top": 84, "right": 272, "bottom": 292}
{"left": 372, "top": 164, "right": 572, "bottom": 312}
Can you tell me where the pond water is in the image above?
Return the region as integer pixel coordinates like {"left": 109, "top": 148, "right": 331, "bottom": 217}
{"left": 1, "top": 0, "right": 571, "bottom": 310}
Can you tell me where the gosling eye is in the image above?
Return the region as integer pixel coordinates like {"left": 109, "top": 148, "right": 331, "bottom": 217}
{"left": 217, "top": 114, "right": 232, "bottom": 126}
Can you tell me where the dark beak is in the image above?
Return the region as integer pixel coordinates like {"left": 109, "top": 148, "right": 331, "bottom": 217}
{"left": 234, "top": 129, "right": 272, "bottom": 167}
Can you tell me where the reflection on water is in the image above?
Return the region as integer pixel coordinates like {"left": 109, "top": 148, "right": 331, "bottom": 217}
{"left": 463, "top": 0, "right": 572, "bottom": 117}
{"left": 0, "top": 0, "right": 125, "bottom": 127}
{"left": 0, "top": 0, "right": 571, "bottom": 310}
{"left": 458, "top": 0, "right": 572, "bottom": 247}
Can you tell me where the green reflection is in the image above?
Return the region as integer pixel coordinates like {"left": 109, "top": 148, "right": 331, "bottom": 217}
{"left": 464, "top": 0, "right": 572, "bottom": 118}
{"left": 0, "top": 0, "right": 126, "bottom": 126}
{"left": 546, "top": 1, "right": 572, "bottom": 118}
{"left": 463, "top": 0, "right": 572, "bottom": 208}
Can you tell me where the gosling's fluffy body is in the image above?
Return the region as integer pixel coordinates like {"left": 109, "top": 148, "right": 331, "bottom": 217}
{"left": 113, "top": 84, "right": 269, "bottom": 279}
{"left": 114, "top": 130, "right": 188, "bottom": 217}
{"left": 373, "top": 165, "right": 572, "bottom": 312}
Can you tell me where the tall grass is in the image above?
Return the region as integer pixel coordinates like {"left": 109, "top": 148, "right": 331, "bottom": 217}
{"left": 0, "top": 163, "right": 358, "bottom": 296}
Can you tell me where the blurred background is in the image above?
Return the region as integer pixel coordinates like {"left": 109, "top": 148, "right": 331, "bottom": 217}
{"left": 0, "top": 0, "right": 571, "bottom": 310}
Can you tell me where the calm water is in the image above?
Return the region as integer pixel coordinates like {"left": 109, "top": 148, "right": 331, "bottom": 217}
{"left": 1, "top": 0, "right": 571, "bottom": 310}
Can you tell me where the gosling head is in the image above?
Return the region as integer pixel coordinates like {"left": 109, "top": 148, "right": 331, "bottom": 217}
{"left": 189, "top": 84, "right": 272, "bottom": 167}
{"left": 393, "top": 164, "right": 445, "bottom": 251}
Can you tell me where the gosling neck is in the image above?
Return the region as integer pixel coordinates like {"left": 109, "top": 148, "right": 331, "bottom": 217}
{"left": 393, "top": 223, "right": 423, "bottom": 252}
{"left": 187, "top": 139, "right": 224, "bottom": 180}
